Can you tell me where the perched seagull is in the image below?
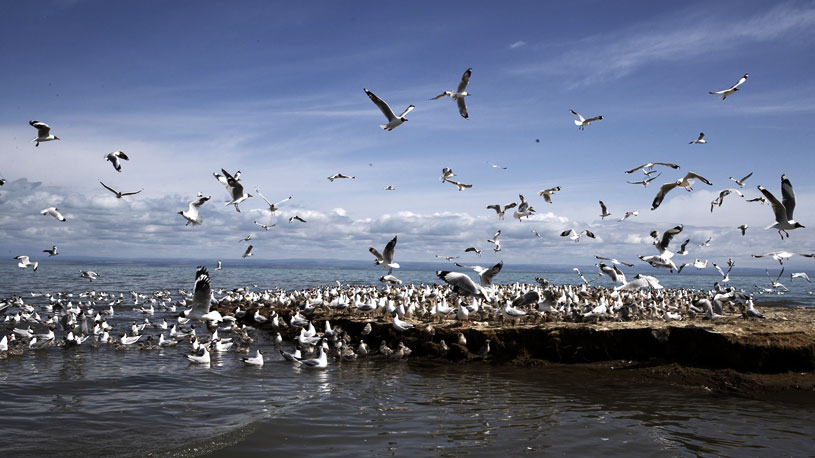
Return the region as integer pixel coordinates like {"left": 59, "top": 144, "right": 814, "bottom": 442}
{"left": 513, "top": 194, "right": 535, "bottom": 220}
{"left": 619, "top": 210, "right": 639, "bottom": 221}
{"left": 215, "top": 169, "right": 251, "bottom": 212}
{"left": 253, "top": 221, "right": 276, "bottom": 231}
{"left": 651, "top": 172, "right": 713, "bottom": 210}
{"left": 689, "top": 132, "right": 707, "bottom": 144}
{"left": 441, "top": 168, "right": 455, "bottom": 182}
{"left": 186, "top": 347, "right": 211, "bottom": 365}
{"left": 446, "top": 179, "right": 472, "bottom": 191}
{"left": 29, "top": 120, "right": 60, "bottom": 146}
{"left": 791, "top": 272, "right": 812, "bottom": 283}
{"left": 384, "top": 185, "right": 395, "bottom": 191}
{"left": 752, "top": 251, "right": 814, "bottom": 265}
{"left": 710, "top": 188, "right": 744, "bottom": 212}
{"left": 80, "top": 270, "right": 98, "bottom": 281}
{"left": 738, "top": 224, "right": 749, "bottom": 236}
{"left": 186, "top": 267, "right": 223, "bottom": 323}
{"left": 599, "top": 201, "right": 611, "bottom": 219}
{"left": 430, "top": 67, "right": 472, "bottom": 119}
{"left": 594, "top": 255, "right": 634, "bottom": 267}
{"left": 538, "top": 186, "right": 561, "bottom": 203}
{"left": 464, "top": 247, "right": 482, "bottom": 256}
{"left": 327, "top": 173, "right": 356, "bottom": 182}
{"left": 100, "top": 181, "right": 142, "bottom": 199}
{"left": 369, "top": 236, "right": 399, "bottom": 270}
{"left": 241, "top": 349, "right": 264, "bottom": 367}
{"left": 709, "top": 73, "right": 748, "bottom": 100}
{"left": 364, "top": 88, "right": 414, "bottom": 131}
{"left": 570, "top": 109, "right": 603, "bottom": 130}
{"left": 289, "top": 215, "right": 307, "bottom": 223}
{"left": 43, "top": 245, "right": 58, "bottom": 257}
{"left": 627, "top": 174, "right": 661, "bottom": 187}
{"left": 624, "top": 162, "right": 680, "bottom": 174}
{"left": 14, "top": 255, "right": 38, "bottom": 272}
{"left": 242, "top": 245, "right": 254, "bottom": 259}
{"left": 104, "top": 151, "right": 129, "bottom": 172}
{"left": 41, "top": 207, "right": 67, "bottom": 222}
{"left": 560, "top": 229, "right": 595, "bottom": 243}
{"left": 255, "top": 189, "right": 291, "bottom": 214}
{"left": 729, "top": 172, "right": 753, "bottom": 188}
{"left": 178, "top": 194, "right": 210, "bottom": 226}
{"left": 757, "top": 174, "right": 804, "bottom": 239}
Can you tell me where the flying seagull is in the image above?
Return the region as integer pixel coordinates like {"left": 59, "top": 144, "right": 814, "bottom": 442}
{"left": 486, "top": 202, "right": 516, "bottom": 220}
{"left": 639, "top": 225, "right": 683, "bottom": 272}
{"left": 255, "top": 189, "right": 291, "bottom": 214}
{"left": 624, "top": 162, "right": 680, "bottom": 174}
{"left": 178, "top": 194, "right": 210, "bottom": 226}
{"left": 738, "top": 224, "right": 748, "bottom": 236}
{"left": 710, "top": 188, "right": 744, "bottom": 212}
{"left": 752, "top": 251, "right": 814, "bottom": 265}
{"left": 242, "top": 245, "right": 254, "bottom": 258}
{"left": 254, "top": 221, "right": 276, "bottom": 230}
{"left": 435, "top": 270, "right": 491, "bottom": 301}
{"left": 709, "top": 73, "right": 748, "bottom": 100}
{"left": 216, "top": 169, "right": 252, "bottom": 212}
{"left": 619, "top": 210, "right": 638, "bottom": 221}
{"left": 30, "top": 120, "right": 60, "bottom": 146}
{"left": 43, "top": 245, "right": 58, "bottom": 257}
{"left": 364, "top": 88, "right": 414, "bottom": 131}
{"left": 689, "top": 132, "right": 706, "bottom": 144}
{"left": 487, "top": 230, "right": 501, "bottom": 252}
{"left": 560, "top": 229, "right": 595, "bottom": 242}
{"left": 446, "top": 179, "right": 472, "bottom": 191}
{"left": 464, "top": 247, "right": 482, "bottom": 256}
{"left": 328, "top": 173, "right": 356, "bottom": 182}
{"left": 41, "top": 207, "right": 66, "bottom": 222}
{"left": 757, "top": 174, "right": 804, "bottom": 239}
{"left": 594, "top": 255, "right": 634, "bottom": 267}
{"left": 186, "top": 267, "right": 223, "bottom": 323}
{"left": 627, "top": 174, "right": 661, "bottom": 187}
{"left": 441, "top": 168, "right": 455, "bottom": 182}
{"left": 570, "top": 110, "right": 603, "bottom": 130}
{"left": 100, "top": 181, "right": 142, "bottom": 199}
{"left": 104, "top": 151, "right": 129, "bottom": 172}
{"left": 14, "top": 255, "right": 38, "bottom": 272}
{"left": 538, "top": 186, "right": 561, "bottom": 203}
{"left": 369, "top": 236, "right": 399, "bottom": 270}
{"left": 729, "top": 172, "right": 753, "bottom": 188}
{"left": 430, "top": 67, "right": 472, "bottom": 119}
{"left": 651, "top": 172, "right": 713, "bottom": 210}
{"left": 599, "top": 200, "right": 611, "bottom": 219}
{"left": 289, "top": 215, "right": 307, "bottom": 223}
{"left": 454, "top": 261, "right": 503, "bottom": 288}
{"left": 384, "top": 185, "right": 395, "bottom": 191}
{"left": 513, "top": 194, "right": 535, "bottom": 220}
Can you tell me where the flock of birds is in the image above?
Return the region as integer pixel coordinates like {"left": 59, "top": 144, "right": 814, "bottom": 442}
{"left": 2, "top": 70, "right": 813, "bottom": 366}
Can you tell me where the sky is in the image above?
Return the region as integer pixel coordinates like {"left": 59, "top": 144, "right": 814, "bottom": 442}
{"left": 1, "top": 0, "right": 814, "bottom": 270}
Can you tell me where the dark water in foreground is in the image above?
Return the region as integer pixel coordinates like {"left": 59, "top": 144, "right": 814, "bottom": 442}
{"left": 1, "top": 263, "right": 813, "bottom": 457}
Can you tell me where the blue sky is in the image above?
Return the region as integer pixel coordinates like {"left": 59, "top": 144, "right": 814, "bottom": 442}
{"left": 1, "top": 0, "right": 814, "bottom": 270}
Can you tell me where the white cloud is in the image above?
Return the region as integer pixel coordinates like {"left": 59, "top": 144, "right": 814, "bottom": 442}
{"left": 509, "top": 40, "right": 526, "bottom": 49}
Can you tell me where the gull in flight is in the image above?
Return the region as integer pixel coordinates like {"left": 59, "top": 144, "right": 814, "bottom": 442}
{"left": 255, "top": 189, "right": 291, "bottom": 214}
{"left": 327, "top": 173, "right": 355, "bottom": 182}
{"left": 677, "top": 258, "right": 708, "bottom": 273}
{"left": 746, "top": 196, "right": 767, "bottom": 205}
{"left": 729, "top": 172, "right": 753, "bottom": 188}
{"left": 709, "top": 73, "right": 748, "bottom": 100}
{"left": 486, "top": 202, "right": 516, "bottom": 220}
{"left": 41, "top": 207, "right": 66, "bottom": 222}
{"left": 384, "top": 185, "right": 395, "bottom": 191}
{"left": 570, "top": 110, "right": 603, "bottom": 130}
{"left": 104, "top": 151, "right": 129, "bottom": 172}
{"left": 698, "top": 236, "right": 712, "bottom": 247}
{"left": 689, "top": 132, "right": 706, "bottom": 144}
{"left": 513, "top": 194, "right": 535, "bottom": 220}
{"left": 639, "top": 225, "right": 683, "bottom": 272}
{"left": 364, "top": 88, "right": 414, "bottom": 131}
{"left": 594, "top": 255, "right": 634, "bottom": 267}
{"left": 713, "top": 260, "right": 734, "bottom": 283}
{"left": 435, "top": 255, "right": 459, "bottom": 261}
{"left": 464, "top": 247, "right": 482, "bottom": 256}
{"left": 597, "top": 263, "right": 626, "bottom": 285}
{"left": 369, "top": 236, "right": 399, "bottom": 270}
{"left": 441, "top": 168, "right": 455, "bottom": 182}
{"left": 43, "top": 245, "right": 58, "bottom": 257}
{"left": 538, "top": 186, "right": 561, "bottom": 203}
{"left": 615, "top": 274, "right": 663, "bottom": 291}
{"left": 100, "top": 181, "right": 143, "bottom": 199}
{"left": 560, "top": 229, "right": 595, "bottom": 243}
{"left": 752, "top": 251, "right": 814, "bottom": 265}
{"left": 758, "top": 174, "right": 804, "bottom": 238}
{"left": 487, "top": 230, "right": 502, "bottom": 252}
{"left": 791, "top": 272, "right": 812, "bottom": 283}
{"left": 599, "top": 201, "right": 611, "bottom": 219}
{"left": 178, "top": 194, "right": 210, "bottom": 226}
{"left": 214, "top": 169, "right": 251, "bottom": 212}
{"left": 289, "top": 215, "right": 307, "bottom": 223}
{"left": 446, "top": 179, "right": 472, "bottom": 191}
{"left": 619, "top": 210, "right": 638, "bottom": 221}
{"left": 30, "top": 120, "right": 60, "bottom": 146}
{"left": 14, "top": 255, "right": 38, "bottom": 272}
{"left": 254, "top": 221, "right": 276, "bottom": 231}
{"left": 651, "top": 172, "right": 713, "bottom": 210}
{"left": 239, "top": 233, "right": 253, "bottom": 242}
{"left": 710, "top": 188, "right": 744, "bottom": 212}
{"left": 185, "top": 267, "right": 223, "bottom": 323}
{"left": 430, "top": 67, "right": 472, "bottom": 119}
{"left": 242, "top": 245, "right": 254, "bottom": 258}
{"left": 531, "top": 230, "right": 542, "bottom": 238}
{"left": 80, "top": 270, "right": 98, "bottom": 281}
{"left": 627, "top": 173, "right": 661, "bottom": 187}
{"left": 435, "top": 270, "right": 492, "bottom": 301}
{"left": 489, "top": 163, "right": 507, "bottom": 170}
{"left": 624, "top": 162, "right": 680, "bottom": 174}
{"left": 675, "top": 239, "right": 691, "bottom": 255}
{"left": 454, "top": 261, "right": 503, "bottom": 289}
{"left": 216, "top": 260, "right": 222, "bottom": 270}
{"left": 738, "top": 224, "right": 748, "bottom": 236}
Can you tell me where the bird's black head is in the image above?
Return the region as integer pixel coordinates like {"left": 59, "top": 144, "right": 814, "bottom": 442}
{"left": 598, "top": 116, "right": 604, "bottom": 120}
{"left": 795, "top": 222, "right": 805, "bottom": 228}
{"left": 733, "top": 88, "right": 739, "bottom": 92}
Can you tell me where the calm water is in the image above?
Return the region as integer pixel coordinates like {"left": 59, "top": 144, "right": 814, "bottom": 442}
{"left": 1, "top": 263, "right": 813, "bottom": 457}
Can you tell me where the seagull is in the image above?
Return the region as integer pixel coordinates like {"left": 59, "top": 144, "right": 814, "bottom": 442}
{"left": 254, "top": 221, "right": 276, "bottom": 230}
{"left": 689, "top": 132, "right": 706, "bottom": 144}
{"left": 369, "top": 236, "right": 399, "bottom": 270}
{"left": 43, "top": 245, "right": 58, "bottom": 257}
{"left": 384, "top": 185, "right": 395, "bottom": 191}
{"left": 597, "top": 263, "right": 626, "bottom": 285}
{"left": 295, "top": 345, "right": 328, "bottom": 369}
{"left": 752, "top": 251, "right": 814, "bottom": 265}
{"left": 100, "top": 181, "right": 142, "bottom": 199}
{"left": 627, "top": 174, "right": 661, "bottom": 187}
{"left": 186, "top": 347, "right": 211, "bottom": 365}
{"left": 710, "top": 188, "right": 744, "bottom": 212}
{"left": 289, "top": 215, "right": 307, "bottom": 223}
{"left": 624, "top": 162, "right": 680, "bottom": 174}
{"left": 487, "top": 230, "right": 502, "bottom": 252}
{"left": 41, "top": 207, "right": 66, "bottom": 222}
{"left": 678, "top": 259, "right": 708, "bottom": 273}
{"left": 435, "top": 255, "right": 460, "bottom": 261}
{"left": 241, "top": 349, "right": 264, "bottom": 367}
{"left": 594, "top": 256, "right": 634, "bottom": 267}
{"left": 791, "top": 272, "right": 812, "bottom": 283}
{"left": 765, "top": 268, "right": 788, "bottom": 291}
{"left": 216, "top": 260, "right": 222, "bottom": 270}
{"left": 29, "top": 120, "right": 60, "bottom": 146}
{"left": 651, "top": 172, "right": 713, "bottom": 210}
{"left": 758, "top": 174, "right": 804, "bottom": 239}
{"left": 729, "top": 172, "right": 753, "bottom": 188}
{"left": 713, "top": 262, "right": 734, "bottom": 283}
{"left": 242, "top": 245, "right": 254, "bottom": 259}
{"left": 538, "top": 186, "right": 561, "bottom": 203}
{"left": 709, "top": 73, "right": 748, "bottom": 100}
{"left": 464, "top": 247, "right": 482, "bottom": 256}
{"left": 489, "top": 163, "right": 507, "bottom": 170}
{"left": 213, "top": 170, "right": 240, "bottom": 186}
{"left": 185, "top": 267, "right": 223, "bottom": 323}
{"left": 446, "top": 179, "right": 472, "bottom": 191}
{"left": 513, "top": 194, "right": 535, "bottom": 220}
{"left": 435, "top": 271, "right": 491, "bottom": 301}
{"left": 599, "top": 201, "right": 611, "bottom": 219}
{"left": 738, "top": 224, "right": 749, "bottom": 236}
{"left": 215, "top": 169, "right": 251, "bottom": 212}
{"left": 560, "top": 229, "right": 595, "bottom": 242}
{"left": 364, "top": 88, "right": 414, "bottom": 131}
{"left": 619, "top": 210, "right": 638, "bottom": 221}
{"left": 615, "top": 274, "right": 663, "bottom": 291}
{"left": 104, "top": 151, "right": 129, "bottom": 172}
{"left": 255, "top": 189, "right": 291, "bottom": 214}
{"left": 746, "top": 196, "right": 767, "bottom": 205}
{"left": 639, "top": 225, "right": 683, "bottom": 272}
{"left": 441, "top": 168, "right": 455, "bottom": 182}
{"left": 453, "top": 261, "right": 503, "bottom": 288}
{"left": 178, "top": 194, "right": 210, "bottom": 226}
{"left": 531, "top": 230, "right": 542, "bottom": 238}
{"left": 430, "top": 68, "right": 472, "bottom": 119}
{"left": 675, "top": 239, "right": 691, "bottom": 256}
{"left": 80, "top": 270, "right": 98, "bottom": 281}
{"left": 698, "top": 236, "right": 712, "bottom": 248}
{"left": 570, "top": 110, "right": 603, "bottom": 130}
{"left": 327, "top": 173, "right": 355, "bottom": 182}
{"left": 14, "top": 255, "right": 38, "bottom": 272}
{"left": 239, "top": 234, "right": 253, "bottom": 242}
